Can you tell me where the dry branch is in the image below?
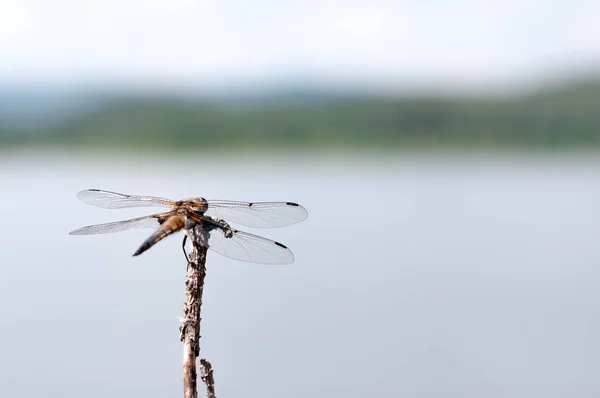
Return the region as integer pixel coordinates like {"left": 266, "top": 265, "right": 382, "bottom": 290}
{"left": 179, "top": 228, "right": 216, "bottom": 398}
{"left": 200, "top": 359, "right": 216, "bottom": 398}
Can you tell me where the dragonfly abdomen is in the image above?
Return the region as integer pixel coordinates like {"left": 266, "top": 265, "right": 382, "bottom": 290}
{"left": 133, "top": 215, "right": 186, "bottom": 257}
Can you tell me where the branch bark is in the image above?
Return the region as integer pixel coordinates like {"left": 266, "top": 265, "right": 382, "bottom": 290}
{"left": 180, "top": 229, "right": 216, "bottom": 398}
{"left": 200, "top": 359, "right": 216, "bottom": 398}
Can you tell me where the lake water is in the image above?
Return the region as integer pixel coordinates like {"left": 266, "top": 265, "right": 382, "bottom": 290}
{"left": 1, "top": 150, "right": 599, "bottom": 398}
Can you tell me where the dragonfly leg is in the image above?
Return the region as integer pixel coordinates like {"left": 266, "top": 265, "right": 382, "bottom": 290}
{"left": 213, "top": 218, "right": 234, "bottom": 238}
{"left": 182, "top": 234, "right": 189, "bottom": 263}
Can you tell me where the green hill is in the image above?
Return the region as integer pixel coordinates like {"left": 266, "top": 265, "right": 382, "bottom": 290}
{"left": 2, "top": 80, "right": 600, "bottom": 150}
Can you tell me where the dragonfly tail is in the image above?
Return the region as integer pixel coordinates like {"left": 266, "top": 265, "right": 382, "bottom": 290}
{"left": 132, "top": 215, "right": 185, "bottom": 256}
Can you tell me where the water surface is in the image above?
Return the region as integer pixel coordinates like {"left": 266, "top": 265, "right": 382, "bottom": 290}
{"left": 0, "top": 151, "right": 599, "bottom": 398}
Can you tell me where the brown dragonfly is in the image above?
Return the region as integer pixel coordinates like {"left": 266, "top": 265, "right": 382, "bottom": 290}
{"left": 69, "top": 189, "right": 308, "bottom": 264}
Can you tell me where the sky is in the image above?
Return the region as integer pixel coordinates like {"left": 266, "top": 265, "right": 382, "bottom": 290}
{"left": 0, "top": 0, "right": 599, "bottom": 92}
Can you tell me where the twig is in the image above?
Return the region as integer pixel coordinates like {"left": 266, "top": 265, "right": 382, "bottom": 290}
{"left": 179, "top": 227, "right": 216, "bottom": 398}
{"left": 200, "top": 359, "right": 216, "bottom": 398}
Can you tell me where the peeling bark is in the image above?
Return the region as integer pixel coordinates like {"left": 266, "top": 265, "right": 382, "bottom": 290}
{"left": 180, "top": 227, "right": 216, "bottom": 398}
{"left": 200, "top": 359, "right": 216, "bottom": 398}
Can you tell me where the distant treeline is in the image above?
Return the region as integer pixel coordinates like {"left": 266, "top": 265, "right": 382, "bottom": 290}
{"left": 2, "top": 80, "right": 600, "bottom": 150}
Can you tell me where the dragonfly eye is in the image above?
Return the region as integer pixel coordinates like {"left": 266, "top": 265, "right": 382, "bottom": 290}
{"left": 192, "top": 197, "right": 208, "bottom": 212}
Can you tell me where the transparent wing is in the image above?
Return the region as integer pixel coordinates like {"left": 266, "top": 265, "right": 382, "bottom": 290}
{"left": 76, "top": 189, "right": 175, "bottom": 209}
{"left": 204, "top": 200, "right": 308, "bottom": 228}
{"left": 69, "top": 214, "right": 166, "bottom": 235}
{"left": 196, "top": 226, "right": 294, "bottom": 265}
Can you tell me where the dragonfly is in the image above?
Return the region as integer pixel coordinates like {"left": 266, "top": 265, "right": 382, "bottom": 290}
{"left": 69, "top": 189, "right": 308, "bottom": 265}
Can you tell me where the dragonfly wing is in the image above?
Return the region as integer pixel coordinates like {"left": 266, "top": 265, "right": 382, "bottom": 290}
{"left": 204, "top": 200, "right": 308, "bottom": 228}
{"left": 69, "top": 214, "right": 167, "bottom": 235}
{"left": 76, "top": 189, "right": 175, "bottom": 209}
{"left": 194, "top": 225, "right": 294, "bottom": 264}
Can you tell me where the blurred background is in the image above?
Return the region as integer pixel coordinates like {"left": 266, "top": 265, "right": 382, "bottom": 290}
{"left": 1, "top": 1, "right": 600, "bottom": 397}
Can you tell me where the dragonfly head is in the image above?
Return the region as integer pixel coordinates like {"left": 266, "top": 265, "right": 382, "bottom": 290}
{"left": 189, "top": 197, "right": 209, "bottom": 214}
